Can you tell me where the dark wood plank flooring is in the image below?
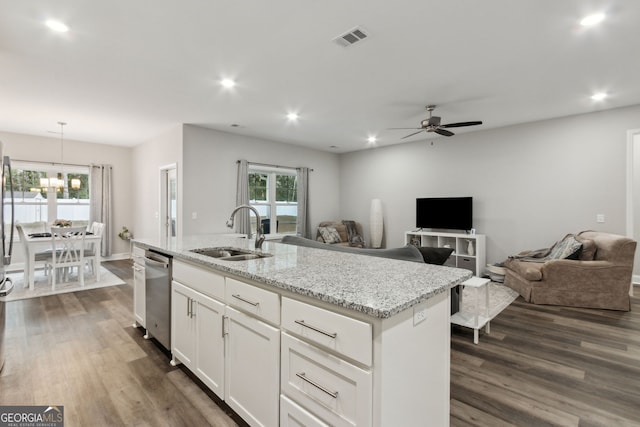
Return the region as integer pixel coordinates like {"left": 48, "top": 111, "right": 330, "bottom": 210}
{"left": 2, "top": 259, "right": 639, "bottom": 426}
{"left": 451, "top": 289, "right": 640, "bottom": 427}
{"left": 0, "top": 259, "right": 241, "bottom": 427}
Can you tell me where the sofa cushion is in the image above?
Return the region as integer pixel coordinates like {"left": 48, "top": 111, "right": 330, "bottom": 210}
{"left": 417, "top": 247, "right": 454, "bottom": 265}
{"left": 318, "top": 226, "right": 342, "bottom": 244}
{"left": 505, "top": 259, "right": 543, "bottom": 281}
{"left": 548, "top": 234, "right": 582, "bottom": 260}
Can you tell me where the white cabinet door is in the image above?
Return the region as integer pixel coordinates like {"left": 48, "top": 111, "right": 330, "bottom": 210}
{"left": 225, "top": 306, "right": 280, "bottom": 427}
{"left": 171, "top": 281, "right": 196, "bottom": 368}
{"left": 195, "top": 294, "right": 225, "bottom": 398}
{"left": 133, "top": 263, "right": 145, "bottom": 327}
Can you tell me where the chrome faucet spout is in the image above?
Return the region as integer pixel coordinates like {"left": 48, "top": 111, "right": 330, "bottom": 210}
{"left": 227, "top": 204, "right": 265, "bottom": 250}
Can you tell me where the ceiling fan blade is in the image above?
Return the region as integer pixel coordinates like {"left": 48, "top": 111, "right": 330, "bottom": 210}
{"left": 401, "top": 130, "right": 425, "bottom": 139}
{"left": 440, "top": 121, "right": 483, "bottom": 128}
{"left": 387, "top": 127, "right": 423, "bottom": 130}
{"left": 434, "top": 128, "right": 454, "bottom": 137}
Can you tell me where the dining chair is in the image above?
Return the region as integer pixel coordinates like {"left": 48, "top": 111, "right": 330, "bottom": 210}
{"left": 16, "top": 224, "right": 51, "bottom": 281}
{"left": 47, "top": 225, "right": 87, "bottom": 290}
{"left": 84, "top": 221, "right": 105, "bottom": 279}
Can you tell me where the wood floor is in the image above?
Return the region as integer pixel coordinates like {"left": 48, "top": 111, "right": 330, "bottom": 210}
{"left": 450, "top": 291, "right": 640, "bottom": 426}
{"left": 1, "top": 259, "right": 639, "bottom": 426}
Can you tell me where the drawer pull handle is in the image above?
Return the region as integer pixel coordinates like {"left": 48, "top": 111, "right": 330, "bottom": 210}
{"left": 232, "top": 294, "right": 260, "bottom": 307}
{"left": 294, "top": 320, "right": 337, "bottom": 339}
{"left": 296, "top": 372, "right": 338, "bottom": 399}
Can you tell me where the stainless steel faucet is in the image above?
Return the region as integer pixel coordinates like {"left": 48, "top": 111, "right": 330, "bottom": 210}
{"left": 226, "top": 204, "right": 265, "bottom": 250}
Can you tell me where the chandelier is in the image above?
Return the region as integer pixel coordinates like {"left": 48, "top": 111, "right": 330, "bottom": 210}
{"left": 40, "top": 121, "right": 68, "bottom": 190}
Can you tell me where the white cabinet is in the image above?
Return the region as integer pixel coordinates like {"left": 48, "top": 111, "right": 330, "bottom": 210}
{"left": 405, "top": 230, "right": 486, "bottom": 275}
{"left": 280, "top": 297, "right": 372, "bottom": 427}
{"left": 224, "top": 306, "right": 280, "bottom": 427}
{"left": 132, "top": 246, "right": 146, "bottom": 328}
{"left": 171, "top": 280, "right": 226, "bottom": 398}
{"left": 280, "top": 395, "right": 329, "bottom": 427}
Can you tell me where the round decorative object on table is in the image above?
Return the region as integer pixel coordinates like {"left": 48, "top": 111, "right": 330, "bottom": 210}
{"left": 370, "top": 198, "right": 383, "bottom": 248}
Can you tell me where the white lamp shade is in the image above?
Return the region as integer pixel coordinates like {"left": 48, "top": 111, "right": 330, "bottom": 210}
{"left": 370, "top": 198, "right": 383, "bottom": 248}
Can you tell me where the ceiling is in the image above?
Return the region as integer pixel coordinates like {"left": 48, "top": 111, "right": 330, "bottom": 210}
{"left": 1, "top": 1, "right": 639, "bottom": 153}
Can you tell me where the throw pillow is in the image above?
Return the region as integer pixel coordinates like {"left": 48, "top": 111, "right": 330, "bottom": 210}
{"left": 548, "top": 234, "right": 582, "bottom": 260}
{"left": 417, "top": 247, "right": 454, "bottom": 265}
{"left": 318, "top": 226, "right": 342, "bottom": 244}
{"left": 576, "top": 236, "right": 597, "bottom": 261}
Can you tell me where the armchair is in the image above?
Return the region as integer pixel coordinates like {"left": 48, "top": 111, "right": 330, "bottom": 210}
{"left": 504, "top": 231, "right": 636, "bottom": 311}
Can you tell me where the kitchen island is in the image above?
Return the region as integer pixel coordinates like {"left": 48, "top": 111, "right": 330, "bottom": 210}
{"left": 133, "top": 234, "right": 471, "bottom": 427}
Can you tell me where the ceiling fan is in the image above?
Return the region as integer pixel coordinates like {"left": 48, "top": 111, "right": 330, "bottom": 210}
{"left": 391, "top": 105, "right": 483, "bottom": 138}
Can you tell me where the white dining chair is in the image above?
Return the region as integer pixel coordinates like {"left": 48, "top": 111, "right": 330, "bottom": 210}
{"left": 16, "top": 224, "right": 51, "bottom": 282}
{"left": 47, "top": 226, "right": 87, "bottom": 290}
{"left": 84, "top": 221, "right": 105, "bottom": 279}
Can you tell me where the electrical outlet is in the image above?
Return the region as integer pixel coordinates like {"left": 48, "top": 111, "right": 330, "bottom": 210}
{"left": 192, "top": 211, "right": 198, "bottom": 219}
{"left": 596, "top": 214, "right": 605, "bottom": 223}
{"left": 413, "top": 306, "right": 428, "bottom": 325}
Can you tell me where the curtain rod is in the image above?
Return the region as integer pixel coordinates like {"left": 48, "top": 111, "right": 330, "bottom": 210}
{"left": 13, "top": 158, "right": 89, "bottom": 168}
{"left": 237, "top": 160, "right": 314, "bottom": 171}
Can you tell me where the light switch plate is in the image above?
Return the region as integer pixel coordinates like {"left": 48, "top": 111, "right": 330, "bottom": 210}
{"left": 596, "top": 214, "right": 605, "bottom": 223}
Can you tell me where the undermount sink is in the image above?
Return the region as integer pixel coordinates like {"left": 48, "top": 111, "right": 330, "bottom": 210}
{"left": 190, "top": 247, "right": 273, "bottom": 261}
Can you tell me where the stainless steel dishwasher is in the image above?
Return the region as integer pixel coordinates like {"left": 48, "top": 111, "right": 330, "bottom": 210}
{"left": 144, "top": 250, "right": 172, "bottom": 351}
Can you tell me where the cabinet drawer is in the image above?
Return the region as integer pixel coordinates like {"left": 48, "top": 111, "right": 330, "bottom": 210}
{"left": 281, "top": 297, "right": 372, "bottom": 366}
{"left": 225, "top": 278, "right": 280, "bottom": 325}
{"left": 280, "top": 395, "right": 329, "bottom": 427}
{"left": 281, "top": 333, "right": 372, "bottom": 427}
{"left": 173, "top": 260, "right": 225, "bottom": 301}
{"left": 457, "top": 256, "right": 476, "bottom": 275}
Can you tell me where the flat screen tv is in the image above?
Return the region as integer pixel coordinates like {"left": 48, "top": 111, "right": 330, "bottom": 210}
{"left": 416, "top": 197, "right": 473, "bottom": 231}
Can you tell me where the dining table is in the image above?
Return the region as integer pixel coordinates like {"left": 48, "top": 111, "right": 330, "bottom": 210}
{"left": 23, "top": 232, "right": 103, "bottom": 290}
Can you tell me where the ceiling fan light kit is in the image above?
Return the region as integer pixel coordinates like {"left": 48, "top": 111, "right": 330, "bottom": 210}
{"left": 392, "top": 105, "right": 483, "bottom": 139}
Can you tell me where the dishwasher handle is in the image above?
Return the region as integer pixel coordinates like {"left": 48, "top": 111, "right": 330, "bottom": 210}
{"left": 145, "top": 257, "right": 170, "bottom": 268}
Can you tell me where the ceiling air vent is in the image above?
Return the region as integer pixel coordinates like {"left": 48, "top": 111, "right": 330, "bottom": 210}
{"left": 333, "top": 27, "right": 369, "bottom": 47}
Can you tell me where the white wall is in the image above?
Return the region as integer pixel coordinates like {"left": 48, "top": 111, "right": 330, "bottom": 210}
{"left": 339, "top": 104, "right": 640, "bottom": 265}
{"left": 181, "top": 125, "right": 340, "bottom": 236}
{"left": 0, "top": 130, "right": 133, "bottom": 258}
{"left": 131, "top": 125, "right": 183, "bottom": 241}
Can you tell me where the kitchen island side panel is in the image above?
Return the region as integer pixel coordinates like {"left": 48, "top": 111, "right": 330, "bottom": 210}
{"left": 373, "top": 289, "right": 451, "bottom": 427}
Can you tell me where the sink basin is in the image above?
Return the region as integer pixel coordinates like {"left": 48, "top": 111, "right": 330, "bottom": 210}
{"left": 190, "top": 247, "right": 273, "bottom": 261}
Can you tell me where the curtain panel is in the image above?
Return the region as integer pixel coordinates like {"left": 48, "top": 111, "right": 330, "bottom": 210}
{"left": 235, "top": 159, "right": 251, "bottom": 237}
{"left": 89, "top": 164, "right": 113, "bottom": 256}
{"left": 296, "top": 167, "right": 310, "bottom": 239}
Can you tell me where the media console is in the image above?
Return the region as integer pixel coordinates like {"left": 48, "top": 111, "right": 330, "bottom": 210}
{"left": 404, "top": 230, "right": 486, "bottom": 276}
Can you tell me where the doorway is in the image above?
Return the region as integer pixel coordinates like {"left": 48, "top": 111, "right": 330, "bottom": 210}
{"left": 160, "top": 164, "right": 178, "bottom": 242}
{"left": 626, "top": 129, "right": 640, "bottom": 293}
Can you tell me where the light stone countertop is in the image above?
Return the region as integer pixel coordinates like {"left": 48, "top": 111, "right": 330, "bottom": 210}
{"left": 132, "top": 234, "right": 472, "bottom": 319}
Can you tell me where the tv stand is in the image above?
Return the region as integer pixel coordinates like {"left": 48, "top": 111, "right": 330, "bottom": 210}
{"left": 404, "top": 230, "right": 486, "bottom": 276}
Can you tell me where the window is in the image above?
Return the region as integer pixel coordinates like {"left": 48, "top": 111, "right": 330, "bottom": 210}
{"left": 5, "top": 161, "right": 90, "bottom": 237}
{"left": 248, "top": 166, "right": 297, "bottom": 235}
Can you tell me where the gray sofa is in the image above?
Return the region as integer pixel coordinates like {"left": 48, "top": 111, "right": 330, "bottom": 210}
{"left": 282, "top": 235, "right": 424, "bottom": 262}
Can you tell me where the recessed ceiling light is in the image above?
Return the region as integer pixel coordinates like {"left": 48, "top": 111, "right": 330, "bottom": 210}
{"left": 580, "top": 13, "right": 605, "bottom": 27}
{"left": 220, "top": 78, "right": 236, "bottom": 88}
{"left": 286, "top": 112, "right": 299, "bottom": 121}
{"left": 367, "top": 136, "right": 377, "bottom": 144}
{"left": 591, "top": 92, "right": 607, "bottom": 101}
{"left": 45, "top": 19, "right": 69, "bottom": 33}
